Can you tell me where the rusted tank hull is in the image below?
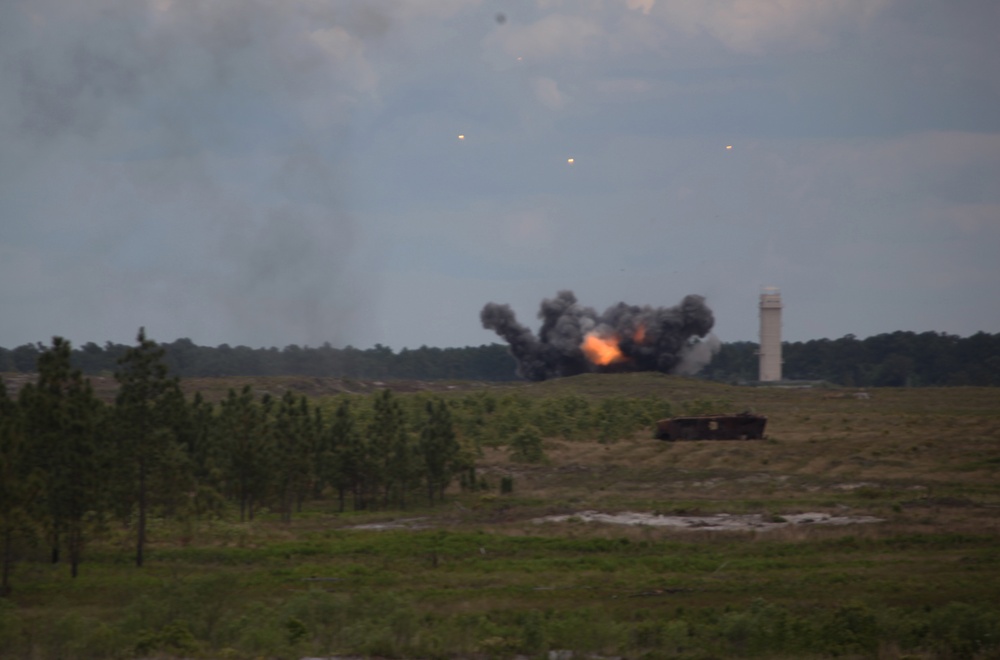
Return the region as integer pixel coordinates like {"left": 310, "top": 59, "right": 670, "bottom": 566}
{"left": 655, "top": 413, "right": 767, "bottom": 441}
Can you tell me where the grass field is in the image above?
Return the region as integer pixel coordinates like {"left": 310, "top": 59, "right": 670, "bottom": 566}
{"left": 2, "top": 373, "right": 999, "bottom": 659}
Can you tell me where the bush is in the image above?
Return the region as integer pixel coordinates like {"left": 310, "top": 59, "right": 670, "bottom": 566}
{"left": 508, "top": 425, "right": 546, "bottom": 463}
{"left": 134, "top": 621, "right": 199, "bottom": 657}
{"left": 927, "top": 602, "right": 1000, "bottom": 658}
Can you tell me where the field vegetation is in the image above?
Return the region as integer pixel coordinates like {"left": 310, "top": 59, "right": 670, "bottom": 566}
{"left": 1, "top": 345, "right": 999, "bottom": 658}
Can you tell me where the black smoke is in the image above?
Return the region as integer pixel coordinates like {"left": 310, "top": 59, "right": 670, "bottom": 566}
{"left": 481, "top": 290, "right": 717, "bottom": 381}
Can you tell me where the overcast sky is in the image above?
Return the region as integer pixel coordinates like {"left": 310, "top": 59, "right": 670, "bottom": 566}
{"left": 2, "top": 0, "right": 998, "bottom": 351}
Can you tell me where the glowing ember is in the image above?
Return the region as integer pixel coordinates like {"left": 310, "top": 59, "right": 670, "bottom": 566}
{"left": 582, "top": 332, "right": 625, "bottom": 365}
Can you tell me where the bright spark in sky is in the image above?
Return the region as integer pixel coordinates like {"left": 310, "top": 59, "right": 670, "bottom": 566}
{"left": 567, "top": 157, "right": 574, "bottom": 164}
{"left": 726, "top": 145, "right": 733, "bottom": 150}
{"left": 458, "top": 134, "right": 465, "bottom": 140}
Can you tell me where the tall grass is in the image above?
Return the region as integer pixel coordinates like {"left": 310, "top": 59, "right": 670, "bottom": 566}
{"left": 2, "top": 375, "right": 999, "bottom": 658}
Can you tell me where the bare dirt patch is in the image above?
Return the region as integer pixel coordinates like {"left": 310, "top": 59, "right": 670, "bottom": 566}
{"left": 533, "top": 510, "right": 884, "bottom": 532}
{"left": 348, "top": 517, "right": 432, "bottom": 531}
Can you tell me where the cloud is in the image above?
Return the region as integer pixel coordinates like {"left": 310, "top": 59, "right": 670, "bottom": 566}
{"left": 758, "top": 131, "right": 1000, "bottom": 208}
{"left": 1, "top": 0, "right": 997, "bottom": 353}
{"left": 1, "top": 0, "right": 387, "bottom": 147}
{"left": 532, "top": 76, "right": 570, "bottom": 110}
{"left": 487, "top": 13, "right": 605, "bottom": 61}
{"left": 625, "top": 0, "right": 656, "bottom": 15}
{"left": 390, "top": 0, "right": 482, "bottom": 20}
{"left": 307, "top": 25, "right": 380, "bottom": 97}
{"left": 590, "top": 78, "right": 653, "bottom": 101}
{"left": 0, "top": 0, "right": 390, "bottom": 347}
{"left": 655, "top": 0, "right": 890, "bottom": 54}
{"left": 494, "top": 0, "right": 889, "bottom": 62}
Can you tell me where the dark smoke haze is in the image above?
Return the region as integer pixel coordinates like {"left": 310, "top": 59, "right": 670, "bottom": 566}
{"left": 481, "top": 291, "right": 718, "bottom": 381}
{"left": 0, "top": 0, "right": 385, "bottom": 348}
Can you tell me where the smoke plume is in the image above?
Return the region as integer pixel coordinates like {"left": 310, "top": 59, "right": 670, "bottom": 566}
{"left": 481, "top": 290, "right": 718, "bottom": 381}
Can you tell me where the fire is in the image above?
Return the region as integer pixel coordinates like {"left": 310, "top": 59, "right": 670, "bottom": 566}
{"left": 582, "top": 332, "right": 625, "bottom": 366}
{"left": 633, "top": 323, "right": 647, "bottom": 344}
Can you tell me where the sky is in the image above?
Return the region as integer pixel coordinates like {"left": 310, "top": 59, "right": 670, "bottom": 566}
{"left": 1, "top": 0, "right": 998, "bottom": 352}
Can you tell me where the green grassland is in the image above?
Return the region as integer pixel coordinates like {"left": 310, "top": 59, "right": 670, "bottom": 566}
{"left": 3, "top": 373, "right": 1000, "bottom": 659}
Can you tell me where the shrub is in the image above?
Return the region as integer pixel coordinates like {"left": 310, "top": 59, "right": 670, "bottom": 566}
{"left": 927, "top": 602, "right": 1000, "bottom": 658}
{"left": 509, "top": 425, "right": 546, "bottom": 463}
{"left": 134, "top": 621, "right": 200, "bottom": 657}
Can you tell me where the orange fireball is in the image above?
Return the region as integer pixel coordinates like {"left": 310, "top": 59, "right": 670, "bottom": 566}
{"left": 582, "top": 332, "right": 625, "bottom": 365}
{"left": 633, "top": 323, "right": 647, "bottom": 344}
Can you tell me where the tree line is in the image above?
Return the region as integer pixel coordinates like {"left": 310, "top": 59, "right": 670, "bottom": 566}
{"left": 703, "top": 331, "right": 1000, "bottom": 386}
{"left": 0, "top": 339, "right": 520, "bottom": 380}
{"left": 0, "top": 331, "right": 473, "bottom": 594}
{"left": 2, "top": 330, "right": 998, "bottom": 385}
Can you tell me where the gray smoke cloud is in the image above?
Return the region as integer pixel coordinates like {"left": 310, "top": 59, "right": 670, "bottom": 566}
{"left": 481, "top": 290, "right": 718, "bottom": 381}
{"left": 0, "top": 0, "right": 391, "bottom": 348}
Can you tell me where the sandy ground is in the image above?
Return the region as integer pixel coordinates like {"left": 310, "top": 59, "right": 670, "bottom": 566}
{"left": 348, "top": 517, "right": 432, "bottom": 530}
{"left": 532, "top": 510, "right": 884, "bottom": 532}
{"left": 347, "top": 511, "right": 884, "bottom": 533}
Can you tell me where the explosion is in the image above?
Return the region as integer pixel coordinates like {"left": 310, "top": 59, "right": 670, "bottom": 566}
{"left": 481, "top": 290, "right": 719, "bottom": 381}
{"left": 581, "top": 332, "right": 625, "bottom": 365}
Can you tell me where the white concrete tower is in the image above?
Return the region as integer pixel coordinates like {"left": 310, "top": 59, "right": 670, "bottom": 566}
{"left": 758, "top": 287, "right": 783, "bottom": 382}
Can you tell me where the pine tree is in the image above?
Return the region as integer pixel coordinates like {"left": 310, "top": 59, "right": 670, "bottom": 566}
{"left": 114, "top": 328, "right": 183, "bottom": 568}
{"left": 18, "top": 337, "right": 104, "bottom": 578}
{"left": 273, "top": 392, "right": 316, "bottom": 523}
{"left": 0, "top": 383, "right": 40, "bottom": 594}
{"left": 419, "top": 398, "right": 461, "bottom": 505}
{"left": 322, "top": 398, "right": 364, "bottom": 512}
{"left": 172, "top": 392, "right": 213, "bottom": 481}
{"left": 216, "top": 386, "right": 273, "bottom": 522}
{"left": 387, "top": 416, "right": 418, "bottom": 509}
{"left": 369, "top": 389, "right": 412, "bottom": 508}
